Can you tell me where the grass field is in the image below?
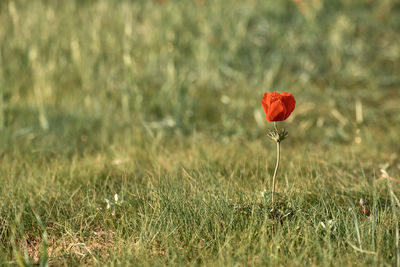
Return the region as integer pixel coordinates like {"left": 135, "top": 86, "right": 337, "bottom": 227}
{"left": 1, "top": 0, "right": 400, "bottom": 265}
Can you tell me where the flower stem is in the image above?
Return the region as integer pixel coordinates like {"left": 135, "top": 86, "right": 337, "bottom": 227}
{"left": 271, "top": 122, "right": 280, "bottom": 204}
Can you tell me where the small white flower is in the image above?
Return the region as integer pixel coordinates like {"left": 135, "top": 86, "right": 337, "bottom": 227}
{"left": 105, "top": 197, "right": 113, "bottom": 209}
{"left": 104, "top": 193, "right": 123, "bottom": 213}
{"left": 261, "top": 190, "right": 267, "bottom": 198}
{"left": 320, "top": 219, "right": 336, "bottom": 230}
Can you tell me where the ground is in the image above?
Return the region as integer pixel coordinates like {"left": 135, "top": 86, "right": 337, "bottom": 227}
{"left": 1, "top": 0, "right": 400, "bottom": 265}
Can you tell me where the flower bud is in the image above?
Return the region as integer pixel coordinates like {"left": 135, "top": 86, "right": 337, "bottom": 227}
{"left": 362, "top": 208, "right": 371, "bottom": 216}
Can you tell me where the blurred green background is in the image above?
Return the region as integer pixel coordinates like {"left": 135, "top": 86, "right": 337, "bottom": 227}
{"left": 1, "top": 0, "right": 399, "bottom": 149}
{"left": 0, "top": 0, "right": 400, "bottom": 264}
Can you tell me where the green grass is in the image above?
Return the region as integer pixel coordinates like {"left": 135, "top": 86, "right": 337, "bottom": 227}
{"left": 1, "top": 0, "right": 400, "bottom": 265}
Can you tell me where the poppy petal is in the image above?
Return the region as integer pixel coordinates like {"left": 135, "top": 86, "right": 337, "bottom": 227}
{"left": 280, "top": 92, "right": 296, "bottom": 119}
{"left": 268, "top": 100, "right": 286, "bottom": 121}
{"left": 261, "top": 93, "right": 271, "bottom": 119}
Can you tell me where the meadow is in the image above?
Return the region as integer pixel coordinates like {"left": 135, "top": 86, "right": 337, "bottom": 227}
{"left": 0, "top": 0, "right": 400, "bottom": 265}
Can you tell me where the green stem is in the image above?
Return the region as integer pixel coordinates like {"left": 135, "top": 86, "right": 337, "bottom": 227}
{"left": 271, "top": 122, "right": 280, "bottom": 204}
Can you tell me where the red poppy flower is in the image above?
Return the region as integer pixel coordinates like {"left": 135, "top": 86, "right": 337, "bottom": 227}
{"left": 261, "top": 92, "right": 296, "bottom": 122}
